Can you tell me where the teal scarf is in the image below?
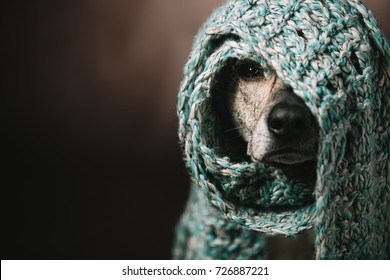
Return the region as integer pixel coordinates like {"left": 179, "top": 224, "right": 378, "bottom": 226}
{"left": 174, "top": 0, "right": 390, "bottom": 259}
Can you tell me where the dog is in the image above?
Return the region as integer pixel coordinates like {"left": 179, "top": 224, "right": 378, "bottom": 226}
{"left": 217, "top": 59, "right": 319, "bottom": 259}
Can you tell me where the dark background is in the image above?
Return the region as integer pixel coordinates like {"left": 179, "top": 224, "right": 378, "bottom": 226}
{"left": 2, "top": 0, "right": 389, "bottom": 259}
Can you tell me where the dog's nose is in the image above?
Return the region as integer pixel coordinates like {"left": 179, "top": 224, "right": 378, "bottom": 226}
{"left": 267, "top": 102, "right": 313, "bottom": 137}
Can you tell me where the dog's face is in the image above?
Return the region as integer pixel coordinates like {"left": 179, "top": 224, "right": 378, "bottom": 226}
{"left": 226, "top": 60, "right": 318, "bottom": 170}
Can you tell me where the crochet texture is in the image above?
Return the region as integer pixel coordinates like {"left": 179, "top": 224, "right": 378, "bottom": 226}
{"left": 174, "top": 0, "right": 390, "bottom": 259}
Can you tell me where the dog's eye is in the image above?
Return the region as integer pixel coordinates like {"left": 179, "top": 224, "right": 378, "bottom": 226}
{"left": 237, "top": 61, "right": 263, "bottom": 81}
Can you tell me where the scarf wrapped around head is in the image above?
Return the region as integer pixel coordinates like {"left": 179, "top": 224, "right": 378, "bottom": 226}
{"left": 174, "top": 0, "right": 390, "bottom": 259}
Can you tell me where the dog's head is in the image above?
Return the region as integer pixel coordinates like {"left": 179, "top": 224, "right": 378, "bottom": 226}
{"left": 223, "top": 60, "right": 319, "bottom": 177}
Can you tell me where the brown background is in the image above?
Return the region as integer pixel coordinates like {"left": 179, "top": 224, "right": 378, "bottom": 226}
{"left": 2, "top": 0, "right": 389, "bottom": 259}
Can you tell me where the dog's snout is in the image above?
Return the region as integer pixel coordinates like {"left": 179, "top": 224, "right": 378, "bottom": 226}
{"left": 267, "top": 101, "right": 313, "bottom": 137}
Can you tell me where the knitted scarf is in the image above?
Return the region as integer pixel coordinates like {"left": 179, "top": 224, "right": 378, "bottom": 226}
{"left": 174, "top": 0, "right": 390, "bottom": 259}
